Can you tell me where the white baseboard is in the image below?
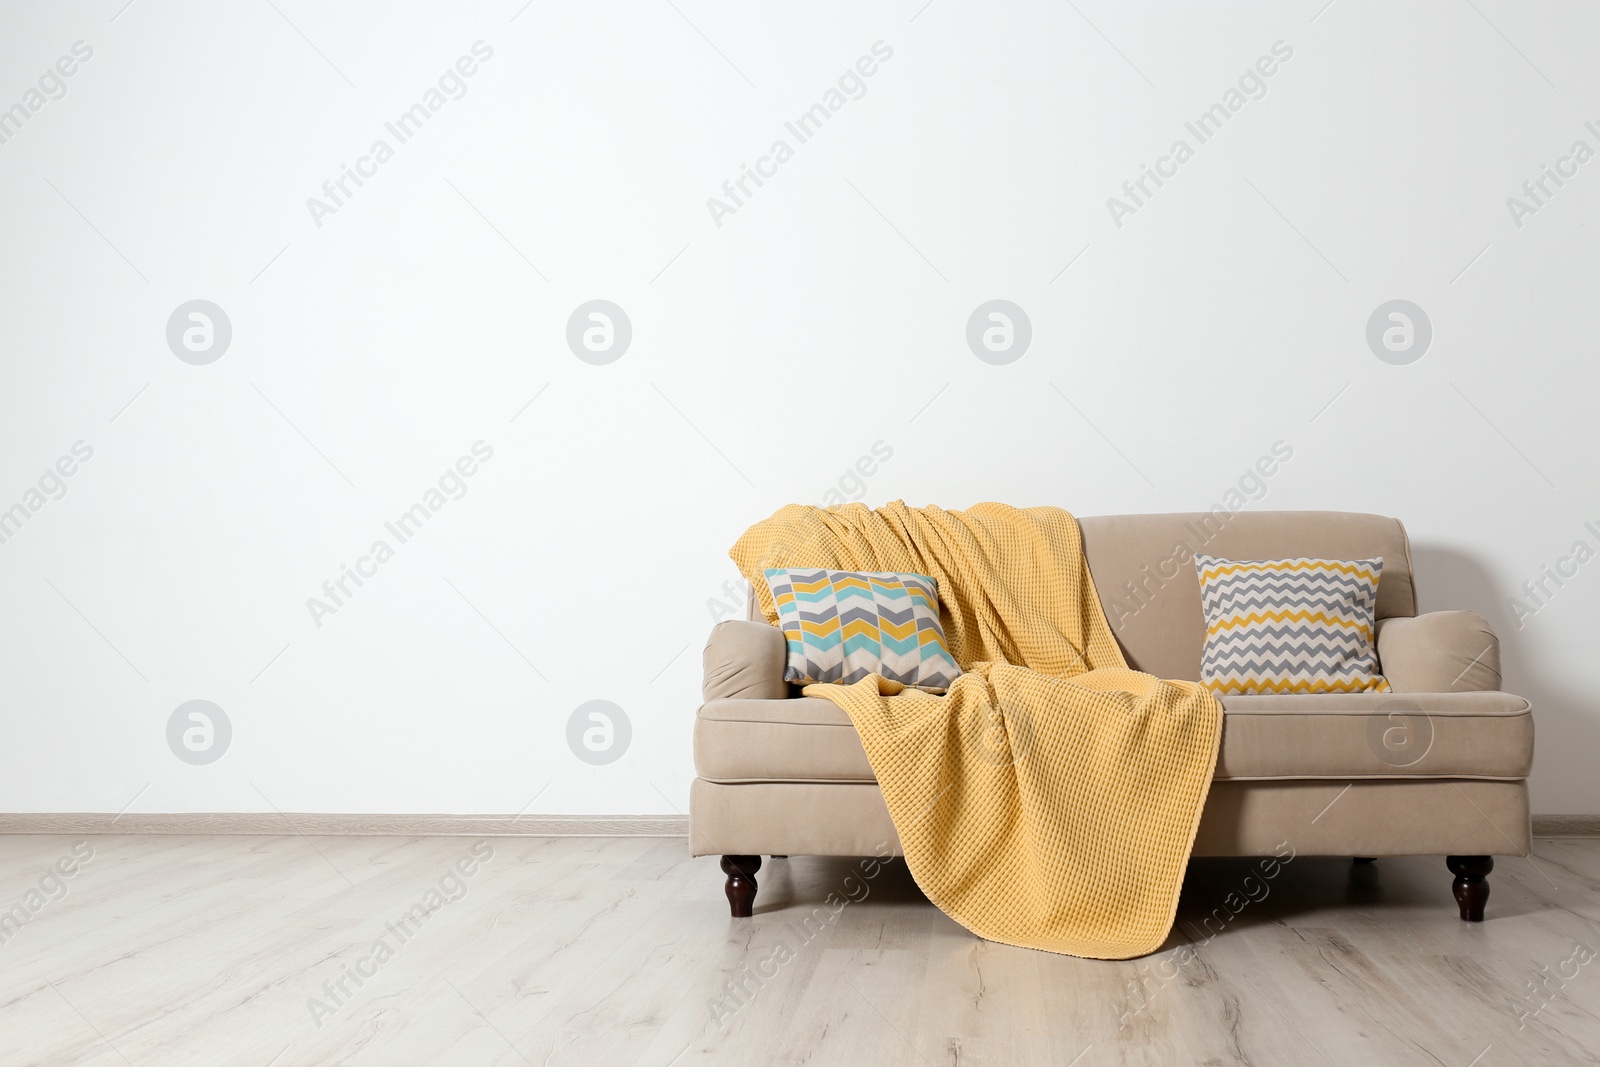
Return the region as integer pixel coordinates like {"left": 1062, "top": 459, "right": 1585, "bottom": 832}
{"left": 0, "top": 812, "right": 1591, "bottom": 838}
{"left": 0, "top": 813, "right": 690, "bottom": 837}
{"left": 1532, "top": 814, "right": 1600, "bottom": 837}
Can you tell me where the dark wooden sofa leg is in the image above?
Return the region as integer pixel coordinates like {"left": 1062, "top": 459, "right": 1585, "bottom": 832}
{"left": 1447, "top": 855, "right": 1493, "bottom": 922}
{"left": 721, "top": 855, "right": 762, "bottom": 917}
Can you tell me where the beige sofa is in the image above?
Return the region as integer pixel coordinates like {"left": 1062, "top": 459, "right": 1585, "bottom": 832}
{"left": 691, "top": 511, "right": 1533, "bottom": 924}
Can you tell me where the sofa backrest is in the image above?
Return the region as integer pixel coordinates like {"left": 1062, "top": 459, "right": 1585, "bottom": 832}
{"left": 1079, "top": 511, "right": 1415, "bottom": 681}
{"left": 741, "top": 509, "right": 1416, "bottom": 684}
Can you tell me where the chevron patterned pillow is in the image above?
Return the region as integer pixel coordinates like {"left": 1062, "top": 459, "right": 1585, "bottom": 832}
{"left": 1194, "top": 555, "right": 1391, "bottom": 695}
{"left": 763, "top": 568, "right": 960, "bottom": 693}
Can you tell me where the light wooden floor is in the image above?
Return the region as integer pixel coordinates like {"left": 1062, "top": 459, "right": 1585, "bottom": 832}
{"left": 1, "top": 834, "right": 1597, "bottom": 1066}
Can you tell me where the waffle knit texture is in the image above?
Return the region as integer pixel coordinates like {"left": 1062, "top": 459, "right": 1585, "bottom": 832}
{"left": 730, "top": 501, "right": 1224, "bottom": 959}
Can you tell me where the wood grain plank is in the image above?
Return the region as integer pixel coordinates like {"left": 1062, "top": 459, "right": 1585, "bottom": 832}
{"left": 0, "top": 838, "right": 1597, "bottom": 1065}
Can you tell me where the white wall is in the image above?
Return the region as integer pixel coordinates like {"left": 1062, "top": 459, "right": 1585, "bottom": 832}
{"left": 1, "top": 1, "right": 1595, "bottom": 816}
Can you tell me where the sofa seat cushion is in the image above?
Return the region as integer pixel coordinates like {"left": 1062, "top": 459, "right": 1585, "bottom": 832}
{"left": 1213, "top": 692, "right": 1531, "bottom": 779}
{"left": 696, "top": 697, "right": 872, "bottom": 784}
{"left": 694, "top": 692, "right": 1533, "bottom": 784}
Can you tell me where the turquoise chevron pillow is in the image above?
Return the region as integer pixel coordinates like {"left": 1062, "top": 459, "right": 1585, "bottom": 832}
{"left": 763, "top": 569, "right": 960, "bottom": 693}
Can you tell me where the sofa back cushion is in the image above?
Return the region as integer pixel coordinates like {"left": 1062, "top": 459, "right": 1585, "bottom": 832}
{"left": 1079, "top": 512, "right": 1414, "bottom": 682}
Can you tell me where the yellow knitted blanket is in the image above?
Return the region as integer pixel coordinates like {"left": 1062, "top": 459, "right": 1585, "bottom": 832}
{"left": 731, "top": 501, "right": 1223, "bottom": 959}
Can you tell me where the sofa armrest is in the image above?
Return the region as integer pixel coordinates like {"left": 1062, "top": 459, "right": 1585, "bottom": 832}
{"left": 1377, "top": 611, "right": 1501, "bottom": 692}
{"left": 703, "top": 620, "right": 788, "bottom": 702}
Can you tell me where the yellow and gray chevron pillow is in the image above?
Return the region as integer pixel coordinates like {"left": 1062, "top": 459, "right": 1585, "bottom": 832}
{"left": 1194, "top": 555, "right": 1391, "bottom": 695}
{"left": 763, "top": 569, "right": 960, "bottom": 693}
